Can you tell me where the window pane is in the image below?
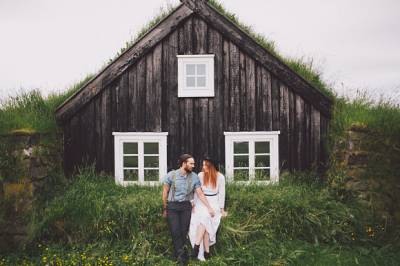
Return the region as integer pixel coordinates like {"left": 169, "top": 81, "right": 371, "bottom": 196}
{"left": 255, "top": 155, "right": 270, "bottom": 167}
{"left": 144, "top": 169, "right": 159, "bottom": 181}
{"left": 124, "top": 169, "right": 138, "bottom": 181}
{"left": 124, "top": 156, "right": 138, "bottom": 167}
{"left": 144, "top": 156, "right": 159, "bottom": 168}
{"left": 197, "top": 64, "right": 206, "bottom": 75}
{"left": 234, "top": 141, "right": 248, "bottom": 154}
{"left": 234, "top": 155, "right": 249, "bottom": 167}
{"left": 234, "top": 169, "right": 249, "bottom": 181}
{"left": 186, "top": 77, "right": 195, "bottom": 87}
{"left": 197, "top": 77, "right": 206, "bottom": 87}
{"left": 123, "top": 142, "right": 138, "bottom": 154}
{"left": 255, "top": 169, "right": 270, "bottom": 181}
{"left": 144, "top": 142, "right": 158, "bottom": 154}
{"left": 255, "top": 141, "right": 270, "bottom": 153}
{"left": 186, "top": 64, "right": 196, "bottom": 75}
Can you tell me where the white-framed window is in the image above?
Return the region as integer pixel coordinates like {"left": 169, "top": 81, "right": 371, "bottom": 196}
{"left": 177, "top": 54, "right": 214, "bottom": 97}
{"left": 113, "top": 132, "right": 168, "bottom": 186}
{"left": 224, "top": 131, "right": 280, "bottom": 183}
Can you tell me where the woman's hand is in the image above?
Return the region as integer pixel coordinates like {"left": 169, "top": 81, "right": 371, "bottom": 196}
{"left": 162, "top": 209, "right": 167, "bottom": 218}
{"left": 208, "top": 207, "right": 216, "bottom": 217}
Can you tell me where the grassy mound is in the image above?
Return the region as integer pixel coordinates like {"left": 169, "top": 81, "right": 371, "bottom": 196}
{"left": 0, "top": 168, "right": 396, "bottom": 265}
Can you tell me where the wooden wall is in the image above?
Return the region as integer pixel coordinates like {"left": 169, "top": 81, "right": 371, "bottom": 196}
{"left": 63, "top": 15, "right": 330, "bottom": 176}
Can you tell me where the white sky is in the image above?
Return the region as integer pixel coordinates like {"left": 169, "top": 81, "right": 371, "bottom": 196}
{"left": 1, "top": 0, "right": 399, "bottom": 104}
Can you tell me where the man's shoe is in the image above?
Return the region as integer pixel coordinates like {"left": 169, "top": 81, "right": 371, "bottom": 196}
{"left": 204, "top": 251, "right": 211, "bottom": 260}
{"left": 191, "top": 244, "right": 200, "bottom": 259}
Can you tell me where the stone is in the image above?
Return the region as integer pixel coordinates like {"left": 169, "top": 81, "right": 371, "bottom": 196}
{"left": 348, "top": 151, "right": 369, "bottom": 166}
{"left": 31, "top": 166, "right": 48, "bottom": 179}
{"left": 3, "top": 181, "right": 33, "bottom": 199}
{"left": 346, "top": 180, "right": 369, "bottom": 191}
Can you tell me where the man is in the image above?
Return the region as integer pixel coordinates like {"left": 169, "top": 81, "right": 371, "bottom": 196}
{"left": 162, "top": 154, "right": 215, "bottom": 265}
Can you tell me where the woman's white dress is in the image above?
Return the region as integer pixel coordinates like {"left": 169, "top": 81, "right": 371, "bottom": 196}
{"left": 189, "top": 172, "right": 225, "bottom": 260}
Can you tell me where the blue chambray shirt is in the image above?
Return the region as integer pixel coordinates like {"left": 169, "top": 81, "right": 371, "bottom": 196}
{"left": 162, "top": 169, "right": 201, "bottom": 202}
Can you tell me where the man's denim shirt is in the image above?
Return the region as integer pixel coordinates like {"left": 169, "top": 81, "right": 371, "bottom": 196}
{"left": 162, "top": 169, "right": 201, "bottom": 202}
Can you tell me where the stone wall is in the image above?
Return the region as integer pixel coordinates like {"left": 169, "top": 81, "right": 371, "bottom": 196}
{"left": 329, "top": 123, "right": 400, "bottom": 223}
{"left": 0, "top": 132, "right": 62, "bottom": 252}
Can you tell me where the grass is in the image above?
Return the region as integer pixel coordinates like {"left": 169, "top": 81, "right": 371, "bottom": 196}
{"left": 0, "top": 167, "right": 398, "bottom": 265}
{"left": 0, "top": 75, "right": 93, "bottom": 135}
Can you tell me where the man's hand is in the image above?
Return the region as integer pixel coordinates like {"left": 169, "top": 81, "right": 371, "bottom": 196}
{"left": 221, "top": 209, "right": 228, "bottom": 218}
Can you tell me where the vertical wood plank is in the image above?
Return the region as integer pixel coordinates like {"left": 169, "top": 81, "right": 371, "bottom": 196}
{"left": 311, "top": 106, "right": 321, "bottom": 168}
{"left": 118, "top": 72, "right": 129, "bottom": 131}
{"left": 79, "top": 111, "right": 88, "bottom": 166}
{"left": 208, "top": 27, "right": 224, "bottom": 163}
{"left": 153, "top": 43, "right": 163, "bottom": 132}
{"left": 164, "top": 31, "right": 179, "bottom": 169}
{"left": 255, "top": 64, "right": 262, "bottom": 130}
{"left": 63, "top": 120, "right": 73, "bottom": 176}
{"left": 145, "top": 51, "right": 154, "bottom": 131}
{"left": 246, "top": 56, "right": 256, "bottom": 131}
{"left": 320, "top": 114, "right": 328, "bottom": 173}
{"left": 229, "top": 42, "right": 240, "bottom": 131}
{"left": 111, "top": 81, "right": 119, "bottom": 132}
{"left": 86, "top": 101, "right": 96, "bottom": 165}
{"left": 271, "top": 77, "right": 280, "bottom": 130}
{"left": 288, "top": 90, "right": 295, "bottom": 171}
{"left": 279, "top": 84, "right": 289, "bottom": 170}
{"left": 101, "top": 86, "right": 113, "bottom": 173}
{"left": 295, "top": 95, "right": 304, "bottom": 170}
{"left": 94, "top": 94, "right": 103, "bottom": 171}
{"left": 193, "top": 17, "right": 208, "bottom": 164}
{"left": 178, "top": 18, "right": 194, "bottom": 154}
{"left": 70, "top": 115, "right": 80, "bottom": 174}
{"left": 304, "top": 101, "right": 311, "bottom": 170}
{"left": 239, "top": 51, "right": 247, "bottom": 130}
{"left": 260, "top": 67, "right": 272, "bottom": 131}
{"left": 137, "top": 57, "right": 147, "bottom": 131}
{"left": 127, "top": 65, "right": 138, "bottom": 131}
{"left": 223, "top": 39, "right": 230, "bottom": 131}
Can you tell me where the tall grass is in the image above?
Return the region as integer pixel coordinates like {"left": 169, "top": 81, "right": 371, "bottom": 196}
{"left": 0, "top": 75, "right": 93, "bottom": 134}
{"left": 13, "top": 168, "right": 396, "bottom": 264}
{"left": 330, "top": 91, "right": 400, "bottom": 139}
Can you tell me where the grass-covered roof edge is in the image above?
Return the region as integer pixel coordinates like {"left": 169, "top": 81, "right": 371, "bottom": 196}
{"left": 55, "top": 0, "right": 334, "bottom": 122}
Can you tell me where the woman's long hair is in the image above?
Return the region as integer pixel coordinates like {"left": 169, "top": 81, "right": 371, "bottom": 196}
{"left": 203, "top": 159, "right": 218, "bottom": 189}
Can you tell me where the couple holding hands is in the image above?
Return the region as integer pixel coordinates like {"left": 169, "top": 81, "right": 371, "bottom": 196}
{"left": 162, "top": 154, "right": 227, "bottom": 265}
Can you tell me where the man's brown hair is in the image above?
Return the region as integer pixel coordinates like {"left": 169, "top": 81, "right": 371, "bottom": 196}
{"left": 178, "top": 154, "right": 193, "bottom": 167}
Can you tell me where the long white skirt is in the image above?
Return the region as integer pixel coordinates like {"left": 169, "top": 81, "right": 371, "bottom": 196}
{"left": 189, "top": 194, "right": 221, "bottom": 260}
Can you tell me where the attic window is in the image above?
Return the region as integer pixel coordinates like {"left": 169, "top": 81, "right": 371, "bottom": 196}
{"left": 224, "top": 131, "right": 280, "bottom": 184}
{"left": 112, "top": 132, "right": 168, "bottom": 186}
{"left": 177, "top": 54, "right": 214, "bottom": 97}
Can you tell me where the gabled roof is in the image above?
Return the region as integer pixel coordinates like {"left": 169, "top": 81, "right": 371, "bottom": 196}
{"left": 55, "top": 0, "right": 333, "bottom": 122}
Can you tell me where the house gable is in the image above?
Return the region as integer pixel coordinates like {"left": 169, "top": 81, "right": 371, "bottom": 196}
{"left": 55, "top": 0, "right": 332, "bottom": 123}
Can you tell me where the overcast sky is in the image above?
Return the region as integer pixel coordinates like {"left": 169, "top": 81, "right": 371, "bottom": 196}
{"left": 1, "top": 0, "right": 399, "bottom": 104}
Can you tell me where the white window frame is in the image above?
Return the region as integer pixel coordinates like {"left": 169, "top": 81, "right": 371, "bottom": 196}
{"left": 113, "top": 132, "right": 168, "bottom": 186}
{"left": 224, "top": 131, "right": 280, "bottom": 184}
{"left": 177, "top": 54, "right": 215, "bottom": 97}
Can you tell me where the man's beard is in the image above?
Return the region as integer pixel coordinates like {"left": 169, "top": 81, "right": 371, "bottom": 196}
{"left": 184, "top": 165, "right": 192, "bottom": 173}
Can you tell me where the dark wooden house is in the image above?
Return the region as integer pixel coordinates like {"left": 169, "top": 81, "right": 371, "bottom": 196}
{"left": 55, "top": 0, "right": 332, "bottom": 185}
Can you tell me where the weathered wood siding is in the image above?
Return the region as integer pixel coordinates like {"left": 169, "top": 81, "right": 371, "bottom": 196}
{"left": 63, "top": 15, "right": 330, "bottom": 176}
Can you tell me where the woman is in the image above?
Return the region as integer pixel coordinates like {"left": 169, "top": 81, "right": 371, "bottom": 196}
{"left": 189, "top": 157, "right": 227, "bottom": 261}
